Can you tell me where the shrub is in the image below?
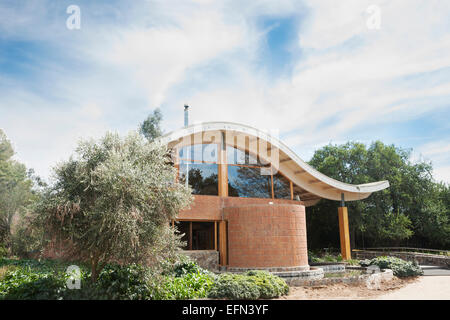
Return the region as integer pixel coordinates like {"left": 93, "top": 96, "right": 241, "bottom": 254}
{"left": 152, "top": 271, "right": 215, "bottom": 300}
{"left": 93, "top": 264, "right": 154, "bottom": 300}
{"left": 208, "top": 271, "right": 289, "bottom": 300}
{"left": 0, "top": 258, "right": 92, "bottom": 300}
{"left": 0, "top": 267, "right": 67, "bottom": 300}
{"left": 0, "top": 245, "right": 7, "bottom": 258}
{"left": 245, "top": 271, "right": 289, "bottom": 299}
{"left": 0, "top": 258, "right": 219, "bottom": 300}
{"left": 208, "top": 273, "right": 260, "bottom": 300}
{"left": 308, "top": 250, "right": 343, "bottom": 264}
{"left": 362, "top": 256, "right": 423, "bottom": 277}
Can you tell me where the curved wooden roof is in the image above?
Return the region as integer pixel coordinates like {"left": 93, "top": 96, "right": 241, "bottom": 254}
{"left": 159, "top": 122, "right": 389, "bottom": 206}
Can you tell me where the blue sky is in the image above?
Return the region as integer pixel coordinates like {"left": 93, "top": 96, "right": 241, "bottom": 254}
{"left": 0, "top": 0, "right": 449, "bottom": 183}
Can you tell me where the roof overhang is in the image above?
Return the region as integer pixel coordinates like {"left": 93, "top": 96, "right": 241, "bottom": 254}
{"left": 158, "top": 121, "right": 389, "bottom": 206}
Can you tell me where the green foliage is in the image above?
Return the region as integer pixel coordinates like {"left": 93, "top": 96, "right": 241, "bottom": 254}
{"left": 0, "top": 258, "right": 290, "bottom": 301}
{"left": 0, "top": 130, "right": 35, "bottom": 249}
{"left": 93, "top": 264, "right": 154, "bottom": 300}
{"left": 307, "top": 141, "right": 449, "bottom": 249}
{"left": 0, "top": 245, "right": 7, "bottom": 258}
{"left": 0, "top": 258, "right": 75, "bottom": 300}
{"left": 152, "top": 271, "right": 215, "bottom": 300}
{"left": 0, "top": 268, "right": 66, "bottom": 300}
{"left": 308, "top": 250, "right": 343, "bottom": 263}
{"left": 154, "top": 257, "right": 215, "bottom": 300}
{"left": 34, "top": 131, "right": 192, "bottom": 281}
{"left": 139, "top": 108, "right": 163, "bottom": 142}
{"left": 208, "top": 273, "right": 259, "bottom": 300}
{"left": 0, "top": 257, "right": 218, "bottom": 300}
{"left": 208, "top": 271, "right": 289, "bottom": 300}
{"left": 362, "top": 256, "right": 423, "bottom": 277}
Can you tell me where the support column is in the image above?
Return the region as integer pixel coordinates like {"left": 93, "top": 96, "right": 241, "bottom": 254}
{"left": 219, "top": 220, "right": 227, "bottom": 265}
{"left": 218, "top": 131, "right": 228, "bottom": 266}
{"left": 218, "top": 131, "right": 228, "bottom": 197}
{"left": 338, "top": 206, "right": 351, "bottom": 260}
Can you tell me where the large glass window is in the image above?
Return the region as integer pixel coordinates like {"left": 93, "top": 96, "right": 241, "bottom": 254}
{"left": 227, "top": 146, "right": 266, "bottom": 166}
{"left": 273, "top": 172, "right": 291, "bottom": 199}
{"left": 179, "top": 161, "right": 218, "bottom": 195}
{"left": 179, "top": 144, "right": 217, "bottom": 163}
{"left": 178, "top": 144, "right": 300, "bottom": 200}
{"left": 178, "top": 144, "right": 218, "bottom": 195}
{"left": 228, "top": 166, "right": 272, "bottom": 198}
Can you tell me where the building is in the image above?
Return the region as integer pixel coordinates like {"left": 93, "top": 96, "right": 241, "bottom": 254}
{"left": 159, "top": 109, "right": 389, "bottom": 271}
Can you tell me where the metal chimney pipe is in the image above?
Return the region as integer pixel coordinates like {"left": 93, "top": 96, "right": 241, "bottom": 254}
{"left": 184, "top": 105, "right": 189, "bottom": 127}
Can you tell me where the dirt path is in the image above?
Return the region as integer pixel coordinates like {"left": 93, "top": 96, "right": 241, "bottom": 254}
{"left": 278, "top": 275, "right": 450, "bottom": 300}
{"left": 278, "top": 277, "right": 418, "bottom": 300}
{"left": 375, "top": 276, "right": 450, "bottom": 300}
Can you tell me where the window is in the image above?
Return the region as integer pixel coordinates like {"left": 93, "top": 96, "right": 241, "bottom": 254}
{"left": 177, "top": 221, "right": 216, "bottom": 250}
{"left": 227, "top": 146, "right": 272, "bottom": 198}
{"left": 178, "top": 144, "right": 218, "bottom": 196}
{"left": 179, "top": 144, "right": 217, "bottom": 163}
{"left": 227, "top": 146, "right": 266, "bottom": 166}
{"left": 228, "top": 166, "right": 272, "bottom": 198}
{"left": 273, "top": 172, "right": 291, "bottom": 199}
{"left": 179, "top": 161, "right": 218, "bottom": 195}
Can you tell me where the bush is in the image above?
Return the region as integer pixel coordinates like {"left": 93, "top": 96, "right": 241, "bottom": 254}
{"left": 208, "top": 271, "right": 289, "bottom": 300}
{"left": 362, "top": 256, "right": 423, "bottom": 277}
{"left": 308, "top": 250, "right": 343, "bottom": 264}
{"left": 152, "top": 271, "right": 215, "bottom": 300}
{"left": 245, "top": 271, "right": 289, "bottom": 299}
{"left": 0, "top": 267, "right": 67, "bottom": 300}
{"left": 0, "top": 245, "right": 7, "bottom": 258}
{"left": 93, "top": 264, "right": 154, "bottom": 300}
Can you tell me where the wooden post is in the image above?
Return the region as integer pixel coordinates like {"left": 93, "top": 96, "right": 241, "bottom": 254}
{"left": 214, "top": 221, "right": 217, "bottom": 251}
{"left": 218, "top": 131, "right": 228, "bottom": 266}
{"left": 290, "top": 181, "right": 294, "bottom": 200}
{"left": 338, "top": 207, "right": 351, "bottom": 260}
{"left": 189, "top": 221, "right": 193, "bottom": 250}
{"left": 218, "top": 132, "right": 228, "bottom": 197}
{"left": 219, "top": 220, "right": 227, "bottom": 265}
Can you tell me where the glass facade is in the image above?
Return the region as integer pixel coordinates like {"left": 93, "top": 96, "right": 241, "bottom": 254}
{"left": 179, "top": 161, "right": 218, "bottom": 195}
{"left": 179, "top": 144, "right": 217, "bottom": 163}
{"left": 227, "top": 146, "right": 266, "bottom": 166}
{"left": 178, "top": 144, "right": 219, "bottom": 196}
{"left": 228, "top": 166, "right": 272, "bottom": 198}
{"left": 273, "top": 172, "right": 291, "bottom": 199}
{"left": 177, "top": 144, "right": 301, "bottom": 200}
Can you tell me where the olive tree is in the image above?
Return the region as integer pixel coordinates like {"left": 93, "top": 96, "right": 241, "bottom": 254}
{"left": 0, "top": 129, "right": 34, "bottom": 248}
{"left": 36, "top": 131, "right": 192, "bottom": 282}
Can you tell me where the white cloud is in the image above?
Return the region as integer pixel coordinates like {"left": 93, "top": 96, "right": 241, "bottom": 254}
{"left": 1, "top": 0, "right": 449, "bottom": 183}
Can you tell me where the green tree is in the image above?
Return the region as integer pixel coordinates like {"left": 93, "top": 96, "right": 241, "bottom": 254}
{"left": 0, "top": 130, "right": 34, "bottom": 248}
{"left": 139, "top": 108, "right": 163, "bottom": 141}
{"left": 307, "top": 141, "right": 449, "bottom": 249}
{"left": 35, "top": 131, "right": 192, "bottom": 282}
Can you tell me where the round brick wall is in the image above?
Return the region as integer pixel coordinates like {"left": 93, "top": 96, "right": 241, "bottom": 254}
{"left": 224, "top": 203, "right": 308, "bottom": 269}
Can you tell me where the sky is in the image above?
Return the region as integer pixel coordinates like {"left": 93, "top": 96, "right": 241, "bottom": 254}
{"left": 0, "top": 0, "right": 449, "bottom": 183}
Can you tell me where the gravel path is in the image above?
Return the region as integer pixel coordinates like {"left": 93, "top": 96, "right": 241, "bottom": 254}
{"left": 279, "top": 273, "right": 450, "bottom": 300}
{"left": 375, "top": 275, "right": 450, "bottom": 300}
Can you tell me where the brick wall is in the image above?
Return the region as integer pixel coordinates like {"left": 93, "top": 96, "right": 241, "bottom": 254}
{"left": 178, "top": 195, "right": 222, "bottom": 220}
{"left": 178, "top": 195, "right": 309, "bottom": 269}
{"left": 224, "top": 203, "right": 308, "bottom": 268}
